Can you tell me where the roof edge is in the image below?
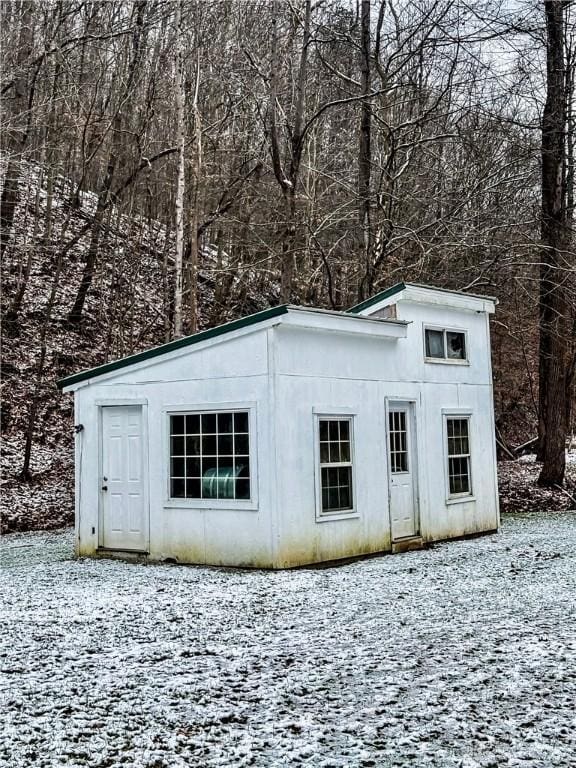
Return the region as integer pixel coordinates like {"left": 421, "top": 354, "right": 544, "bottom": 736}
{"left": 347, "top": 282, "right": 498, "bottom": 314}
{"left": 57, "top": 304, "right": 289, "bottom": 391}
{"left": 346, "top": 283, "right": 406, "bottom": 314}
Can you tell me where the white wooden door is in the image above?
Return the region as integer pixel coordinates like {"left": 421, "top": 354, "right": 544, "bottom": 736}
{"left": 101, "top": 405, "right": 147, "bottom": 551}
{"left": 387, "top": 403, "right": 419, "bottom": 540}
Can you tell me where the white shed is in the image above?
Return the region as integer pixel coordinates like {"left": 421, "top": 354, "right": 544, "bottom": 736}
{"left": 58, "top": 283, "right": 500, "bottom": 568}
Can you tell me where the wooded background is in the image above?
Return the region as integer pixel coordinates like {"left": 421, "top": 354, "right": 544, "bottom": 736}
{"left": 1, "top": 0, "right": 574, "bottom": 523}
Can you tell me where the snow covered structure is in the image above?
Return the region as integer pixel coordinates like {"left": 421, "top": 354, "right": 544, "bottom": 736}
{"left": 58, "top": 283, "right": 499, "bottom": 568}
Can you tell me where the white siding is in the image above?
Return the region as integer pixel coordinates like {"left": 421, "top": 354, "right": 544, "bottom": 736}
{"left": 74, "top": 328, "right": 277, "bottom": 567}
{"left": 72, "top": 297, "right": 499, "bottom": 569}
{"left": 269, "top": 313, "right": 498, "bottom": 567}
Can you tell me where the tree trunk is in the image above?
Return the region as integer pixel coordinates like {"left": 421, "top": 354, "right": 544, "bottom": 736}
{"left": 173, "top": 0, "right": 186, "bottom": 338}
{"left": 187, "top": 52, "right": 202, "bottom": 335}
{"left": 67, "top": 1, "right": 147, "bottom": 324}
{"left": 357, "top": 0, "right": 372, "bottom": 302}
{"left": 0, "top": 1, "right": 34, "bottom": 259}
{"left": 67, "top": 116, "right": 120, "bottom": 325}
{"left": 537, "top": 1, "right": 571, "bottom": 486}
{"left": 268, "top": 0, "right": 311, "bottom": 304}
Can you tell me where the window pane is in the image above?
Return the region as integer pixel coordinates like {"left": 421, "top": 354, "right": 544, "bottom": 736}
{"left": 216, "top": 466, "right": 236, "bottom": 499}
{"left": 327, "top": 487, "right": 340, "bottom": 510}
{"left": 201, "top": 413, "right": 217, "bottom": 433}
{"left": 217, "top": 412, "right": 233, "bottom": 433}
{"left": 337, "top": 466, "right": 351, "bottom": 487}
{"left": 233, "top": 412, "right": 248, "bottom": 433}
{"left": 329, "top": 441, "right": 341, "bottom": 463}
{"left": 388, "top": 411, "right": 409, "bottom": 473}
{"left": 447, "top": 419, "right": 469, "bottom": 456}
{"left": 186, "top": 435, "right": 201, "bottom": 456}
{"left": 236, "top": 459, "right": 250, "bottom": 477}
{"left": 185, "top": 414, "right": 200, "bottom": 433}
{"left": 170, "top": 411, "right": 251, "bottom": 501}
{"left": 202, "top": 455, "right": 218, "bottom": 473}
{"left": 171, "top": 478, "right": 185, "bottom": 498}
{"left": 186, "top": 478, "right": 201, "bottom": 498}
{"left": 448, "top": 455, "right": 470, "bottom": 495}
{"left": 319, "top": 419, "right": 353, "bottom": 513}
{"left": 202, "top": 469, "right": 218, "bottom": 499}
{"left": 217, "top": 434, "right": 234, "bottom": 456}
{"left": 171, "top": 436, "right": 184, "bottom": 456}
{"left": 171, "top": 415, "right": 185, "bottom": 434}
{"left": 425, "top": 329, "right": 444, "bottom": 358}
{"left": 446, "top": 331, "right": 466, "bottom": 360}
{"left": 320, "top": 464, "right": 353, "bottom": 513}
{"left": 235, "top": 434, "right": 249, "bottom": 455}
{"left": 236, "top": 478, "right": 250, "bottom": 500}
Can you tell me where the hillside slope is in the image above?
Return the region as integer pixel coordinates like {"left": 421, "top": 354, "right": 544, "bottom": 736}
{"left": 2, "top": 160, "right": 573, "bottom": 533}
{"left": 0, "top": 159, "right": 275, "bottom": 532}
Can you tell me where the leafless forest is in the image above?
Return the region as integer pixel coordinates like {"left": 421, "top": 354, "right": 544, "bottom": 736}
{"left": 1, "top": 0, "right": 574, "bottom": 528}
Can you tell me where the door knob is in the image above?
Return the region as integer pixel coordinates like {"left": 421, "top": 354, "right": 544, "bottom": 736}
{"left": 102, "top": 485, "right": 108, "bottom": 491}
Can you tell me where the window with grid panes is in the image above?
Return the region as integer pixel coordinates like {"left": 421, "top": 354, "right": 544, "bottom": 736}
{"left": 169, "top": 411, "right": 250, "bottom": 500}
{"left": 446, "top": 417, "right": 471, "bottom": 496}
{"left": 388, "top": 410, "right": 409, "bottom": 473}
{"left": 318, "top": 417, "right": 354, "bottom": 514}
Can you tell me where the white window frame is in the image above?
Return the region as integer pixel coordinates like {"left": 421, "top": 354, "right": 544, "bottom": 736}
{"left": 314, "top": 412, "right": 358, "bottom": 522}
{"left": 163, "top": 402, "right": 258, "bottom": 511}
{"left": 443, "top": 411, "right": 475, "bottom": 503}
{"left": 423, "top": 325, "right": 469, "bottom": 365}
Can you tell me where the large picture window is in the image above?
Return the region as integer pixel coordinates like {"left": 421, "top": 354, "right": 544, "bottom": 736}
{"left": 425, "top": 327, "right": 467, "bottom": 361}
{"left": 318, "top": 417, "right": 354, "bottom": 515}
{"left": 169, "top": 411, "right": 250, "bottom": 500}
{"left": 446, "top": 417, "right": 472, "bottom": 496}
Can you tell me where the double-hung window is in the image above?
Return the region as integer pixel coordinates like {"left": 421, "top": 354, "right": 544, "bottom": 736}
{"left": 446, "top": 416, "right": 472, "bottom": 497}
{"left": 169, "top": 411, "right": 251, "bottom": 501}
{"left": 317, "top": 417, "right": 355, "bottom": 516}
{"left": 425, "top": 327, "right": 467, "bottom": 362}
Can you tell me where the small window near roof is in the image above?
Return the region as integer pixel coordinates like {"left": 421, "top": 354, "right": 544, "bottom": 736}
{"left": 169, "top": 411, "right": 250, "bottom": 500}
{"left": 425, "top": 328, "right": 466, "bottom": 361}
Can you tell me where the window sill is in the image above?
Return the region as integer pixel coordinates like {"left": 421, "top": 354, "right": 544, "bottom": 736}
{"left": 164, "top": 499, "right": 258, "bottom": 512}
{"left": 425, "top": 357, "right": 470, "bottom": 366}
{"left": 315, "top": 511, "right": 359, "bottom": 523}
{"left": 445, "top": 495, "right": 476, "bottom": 506}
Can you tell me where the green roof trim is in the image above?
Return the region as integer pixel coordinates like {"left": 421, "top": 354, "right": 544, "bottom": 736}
{"left": 57, "top": 304, "right": 289, "bottom": 390}
{"left": 347, "top": 281, "right": 497, "bottom": 314}
{"left": 346, "top": 283, "right": 406, "bottom": 314}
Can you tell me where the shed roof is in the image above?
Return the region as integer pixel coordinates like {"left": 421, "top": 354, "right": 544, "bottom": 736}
{"left": 57, "top": 303, "right": 407, "bottom": 391}
{"left": 347, "top": 282, "right": 498, "bottom": 315}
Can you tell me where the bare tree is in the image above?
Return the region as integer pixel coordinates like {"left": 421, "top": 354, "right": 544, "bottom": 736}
{"left": 173, "top": 0, "right": 186, "bottom": 338}
{"left": 537, "top": 0, "right": 574, "bottom": 486}
{"left": 0, "top": 1, "right": 34, "bottom": 258}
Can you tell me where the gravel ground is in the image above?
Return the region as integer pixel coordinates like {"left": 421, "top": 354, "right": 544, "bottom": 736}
{"left": 1, "top": 512, "right": 576, "bottom": 768}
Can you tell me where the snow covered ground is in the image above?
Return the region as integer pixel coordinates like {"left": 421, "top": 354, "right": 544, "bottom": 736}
{"left": 1, "top": 513, "right": 575, "bottom": 768}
